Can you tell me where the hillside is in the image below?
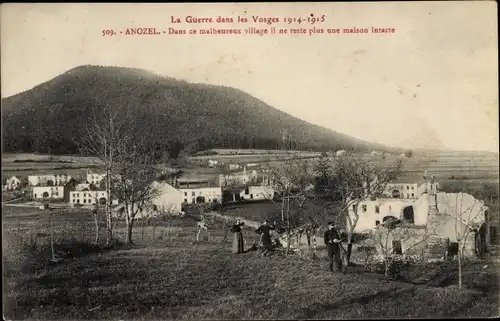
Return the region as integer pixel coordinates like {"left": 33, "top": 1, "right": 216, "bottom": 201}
{"left": 1, "top": 65, "right": 399, "bottom": 157}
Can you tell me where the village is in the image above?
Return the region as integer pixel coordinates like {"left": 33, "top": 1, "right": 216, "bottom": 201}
{"left": 3, "top": 151, "right": 495, "bottom": 264}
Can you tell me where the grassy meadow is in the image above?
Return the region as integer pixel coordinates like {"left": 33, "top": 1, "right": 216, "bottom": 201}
{"left": 3, "top": 204, "right": 499, "bottom": 320}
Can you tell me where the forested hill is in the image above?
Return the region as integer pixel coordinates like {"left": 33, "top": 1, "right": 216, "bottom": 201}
{"left": 1, "top": 65, "right": 399, "bottom": 157}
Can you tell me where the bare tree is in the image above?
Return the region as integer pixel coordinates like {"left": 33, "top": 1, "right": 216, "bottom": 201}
{"left": 437, "top": 192, "right": 486, "bottom": 289}
{"left": 156, "top": 204, "right": 179, "bottom": 241}
{"left": 112, "top": 150, "right": 162, "bottom": 245}
{"left": 323, "top": 152, "right": 402, "bottom": 264}
{"left": 79, "top": 105, "right": 130, "bottom": 246}
{"left": 263, "top": 155, "right": 315, "bottom": 254}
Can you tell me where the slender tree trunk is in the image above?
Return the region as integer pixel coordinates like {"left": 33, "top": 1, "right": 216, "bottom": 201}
{"left": 141, "top": 215, "right": 145, "bottom": 240}
{"left": 126, "top": 215, "right": 134, "bottom": 244}
{"left": 153, "top": 220, "right": 156, "bottom": 240}
{"left": 105, "top": 164, "right": 113, "bottom": 245}
{"left": 94, "top": 212, "right": 99, "bottom": 245}
{"left": 345, "top": 228, "right": 354, "bottom": 264}
{"left": 458, "top": 242, "right": 463, "bottom": 290}
{"left": 50, "top": 214, "right": 55, "bottom": 260}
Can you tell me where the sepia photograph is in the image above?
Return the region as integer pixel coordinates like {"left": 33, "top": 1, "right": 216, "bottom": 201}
{"left": 1, "top": 2, "right": 499, "bottom": 320}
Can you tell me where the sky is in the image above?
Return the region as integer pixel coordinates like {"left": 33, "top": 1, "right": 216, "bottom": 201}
{"left": 1, "top": 2, "right": 498, "bottom": 153}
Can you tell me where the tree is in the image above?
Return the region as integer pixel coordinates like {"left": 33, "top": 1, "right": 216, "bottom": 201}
{"left": 79, "top": 104, "right": 169, "bottom": 246}
{"left": 111, "top": 135, "right": 164, "bottom": 245}
{"left": 438, "top": 192, "right": 486, "bottom": 290}
{"left": 323, "top": 152, "right": 403, "bottom": 264}
{"left": 264, "top": 155, "right": 315, "bottom": 254}
{"left": 404, "top": 150, "right": 413, "bottom": 158}
{"left": 156, "top": 204, "right": 180, "bottom": 241}
{"left": 314, "top": 151, "right": 332, "bottom": 196}
{"left": 79, "top": 105, "right": 130, "bottom": 246}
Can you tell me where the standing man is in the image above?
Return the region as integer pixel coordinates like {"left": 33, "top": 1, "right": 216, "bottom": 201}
{"left": 324, "top": 221, "right": 343, "bottom": 273}
{"left": 256, "top": 220, "right": 276, "bottom": 256}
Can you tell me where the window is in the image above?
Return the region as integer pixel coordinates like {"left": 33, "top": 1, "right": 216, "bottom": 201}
{"left": 362, "top": 205, "right": 367, "bottom": 212}
{"left": 84, "top": 193, "right": 87, "bottom": 197}
{"left": 375, "top": 220, "right": 380, "bottom": 226}
{"left": 250, "top": 194, "right": 254, "bottom": 199}
{"left": 192, "top": 191, "right": 195, "bottom": 196}
{"left": 389, "top": 206, "right": 392, "bottom": 211}
{"left": 73, "top": 199, "right": 76, "bottom": 203}
{"left": 392, "top": 240, "right": 402, "bottom": 255}
{"left": 245, "top": 187, "right": 250, "bottom": 195}
{"left": 77, "top": 199, "right": 80, "bottom": 203}
{"left": 407, "top": 186, "right": 409, "bottom": 190}
{"left": 184, "top": 199, "right": 187, "bottom": 203}
{"left": 83, "top": 199, "right": 87, "bottom": 203}
{"left": 34, "top": 193, "right": 37, "bottom": 198}
{"left": 411, "top": 186, "right": 414, "bottom": 190}
{"left": 411, "top": 193, "right": 414, "bottom": 197}
{"left": 184, "top": 192, "right": 187, "bottom": 196}
{"left": 191, "top": 198, "right": 195, "bottom": 203}
{"left": 375, "top": 205, "right": 380, "bottom": 214}
{"left": 152, "top": 205, "right": 158, "bottom": 211}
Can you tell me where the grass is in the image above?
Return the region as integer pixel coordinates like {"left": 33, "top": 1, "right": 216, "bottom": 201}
{"left": 3, "top": 222, "right": 499, "bottom": 320}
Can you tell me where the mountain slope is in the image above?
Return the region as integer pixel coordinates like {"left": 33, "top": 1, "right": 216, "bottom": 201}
{"left": 1, "top": 65, "right": 399, "bottom": 157}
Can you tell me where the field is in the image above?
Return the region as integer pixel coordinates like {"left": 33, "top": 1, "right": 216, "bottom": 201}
{"left": 3, "top": 204, "right": 499, "bottom": 320}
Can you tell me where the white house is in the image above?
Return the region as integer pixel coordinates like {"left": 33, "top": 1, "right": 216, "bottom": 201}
{"left": 180, "top": 186, "right": 222, "bottom": 204}
{"left": 149, "top": 181, "right": 184, "bottom": 214}
{"left": 69, "top": 190, "right": 118, "bottom": 206}
{"left": 86, "top": 171, "right": 106, "bottom": 185}
{"left": 238, "top": 185, "right": 275, "bottom": 201}
{"left": 28, "top": 174, "right": 72, "bottom": 186}
{"left": 383, "top": 173, "right": 439, "bottom": 199}
{"left": 32, "top": 186, "right": 65, "bottom": 199}
{"left": 229, "top": 164, "right": 240, "bottom": 170}
{"left": 351, "top": 192, "right": 489, "bottom": 258}
{"left": 5, "top": 176, "right": 21, "bottom": 190}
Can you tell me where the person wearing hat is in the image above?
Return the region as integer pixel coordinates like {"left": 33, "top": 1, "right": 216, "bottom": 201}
{"left": 324, "top": 221, "right": 343, "bottom": 272}
{"left": 256, "top": 219, "right": 276, "bottom": 256}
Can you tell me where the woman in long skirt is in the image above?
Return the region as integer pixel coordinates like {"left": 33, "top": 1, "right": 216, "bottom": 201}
{"left": 230, "top": 219, "right": 245, "bottom": 254}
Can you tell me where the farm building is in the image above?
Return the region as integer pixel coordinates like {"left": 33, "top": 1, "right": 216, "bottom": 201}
{"left": 239, "top": 185, "right": 275, "bottom": 201}
{"left": 32, "top": 186, "right": 65, "bottom": 200}
{"left": 69, "top": 190, "right": 117, "bottom": 206}
{"left": 4, "top": 176, "right": 21, "bottom": 190}
{"left": 349, "top": 192, "right": 489, "bottom": 259}
{"left": 28, "top": 174, "right": 72, "bottom": 186}
{"left": 180, "top": 186, "right": 222, "bottom": 204}
{"left": 382, "top": 173, "right": 439, "bottom": 199}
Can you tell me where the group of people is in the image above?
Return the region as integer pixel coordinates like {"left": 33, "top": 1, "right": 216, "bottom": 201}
{"left": 229, "top": 218, "right": 346, "bottom": 272}
{"left": 230, "top": 219, "right": 277, "bottom": 256}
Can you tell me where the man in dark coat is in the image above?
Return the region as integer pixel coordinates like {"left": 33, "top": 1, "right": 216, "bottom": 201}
{"left": 324, "top": 221, "right": 343, "bottom": 272}
{"left": 256, "top": 220, "right": 276, "bottom": 256}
